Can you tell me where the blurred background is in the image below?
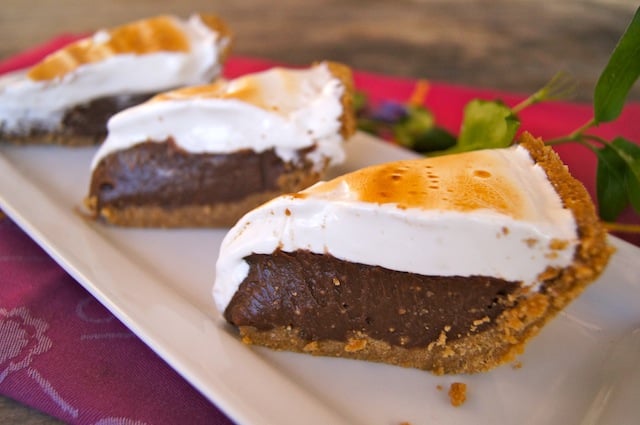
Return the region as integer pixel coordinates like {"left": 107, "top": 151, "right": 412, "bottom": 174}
{"left": 2, "top": 0, "right": 639, "bottom": 101}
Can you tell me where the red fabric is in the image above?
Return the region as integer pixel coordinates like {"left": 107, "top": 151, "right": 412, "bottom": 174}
{"left": 0, "top": 35, "right": 639, "bottom": 425}
{"left": 0, "top": 220, "right": 230, "bottom": 424}
{"left": 0, "top": 34, "right": 84, "bottom": 76}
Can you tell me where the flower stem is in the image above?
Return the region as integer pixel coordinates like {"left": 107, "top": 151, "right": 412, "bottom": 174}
{"left": 603, "top": 221, "right": 640, "bottom": 234}
{"left": 512, "top": 96, "right": 536, "bottom": 114}
{"left": 408, "top": 80, "right": 430, "bottom": 106}
{"left": 545, "top": 118, "right": 600, "bottom": 146}
{"left": 567, "top": 118, "right": 598, "bottom": 139}
{"left": 512, "top": 71, "right": 577, "bottom": 114}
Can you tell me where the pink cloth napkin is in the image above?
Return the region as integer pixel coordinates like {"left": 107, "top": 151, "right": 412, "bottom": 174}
{"left": 1, "top": 35, "right": 639, "bottom": 425}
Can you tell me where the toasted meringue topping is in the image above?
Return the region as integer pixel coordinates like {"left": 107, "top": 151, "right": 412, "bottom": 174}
{"left": 91, "top": 62, "right": 354, "bottom": 170}
{"left": 213, "top": 144, "right": 578, "bottom": 312}
{"left": 28, "top": 16, "right": 192, "bottom": 81}
{"left": 306, "top": 150, "right": 526, "bottom": 218}
{"left": 0, "top": 14, "right": 231, "bottom": 133}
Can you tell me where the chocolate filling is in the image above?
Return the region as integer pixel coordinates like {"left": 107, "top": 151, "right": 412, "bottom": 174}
{"left": 61, "top": 94, "right": 153, "bottom": 139}
{"left": 89, "top": 141, "right": 310, "bottom": 209}
{"left": 1, "top": 93, "right": 152, "bottom": 142}
{"left": 224, "top": 250, "right": 519, "bottom": 348}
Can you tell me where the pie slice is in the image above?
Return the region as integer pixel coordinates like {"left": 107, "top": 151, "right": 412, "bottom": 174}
{"left": 214, "top": 132, "right": 613, "bottom": 374}
{"left": 0, "top": 13, "right": 231, "bottom": 145}
{"left": 85, "top": 61, "right": 355, "bottom": 227}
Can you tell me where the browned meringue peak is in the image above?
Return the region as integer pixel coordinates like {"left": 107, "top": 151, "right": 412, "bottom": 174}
{"left": 305, "top": 150, "right": 526, "bottom": 218}
{"left": 149, "top": 62, "right": 355, "bottom": 119}
{"left": 27, "top": 14, "right": 230, "bottom": 82}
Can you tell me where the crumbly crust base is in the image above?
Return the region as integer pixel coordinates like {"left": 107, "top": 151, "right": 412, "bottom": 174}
{"left": 232, "top": 132, "right": 614, "bottom": 374}
{"left": 85, "top": 167, "right": 322, "bottom": 228}
{"left": 325, "top": 62, "right": 356, "bottom": 140}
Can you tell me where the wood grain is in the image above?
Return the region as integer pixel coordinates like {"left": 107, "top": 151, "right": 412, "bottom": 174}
{"left": 1, "top": 0, "right": 638, "bottom": 101}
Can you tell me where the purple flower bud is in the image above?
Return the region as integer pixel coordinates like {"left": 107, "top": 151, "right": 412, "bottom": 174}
{"left": 370, "top": 101, "right": 408, "bottom": 123}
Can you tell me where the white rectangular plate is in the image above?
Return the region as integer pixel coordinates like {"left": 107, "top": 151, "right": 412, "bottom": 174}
{"left": 1, "top": 133, "right": 639, "bottom": 425}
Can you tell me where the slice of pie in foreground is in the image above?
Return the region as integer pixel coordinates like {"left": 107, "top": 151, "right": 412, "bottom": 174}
{"left": 85, "top": 61, "right": 355, "bottom": 227}
{"left": 0, "top": 13, "right": 231, "bottom": 145}
{"left": 214, "top": 132, "right": 613, "bottom": 374}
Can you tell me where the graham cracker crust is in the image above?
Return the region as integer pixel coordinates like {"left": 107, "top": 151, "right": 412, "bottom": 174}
{"left": 85, "top": 167, "right": 322, "bottom": 228}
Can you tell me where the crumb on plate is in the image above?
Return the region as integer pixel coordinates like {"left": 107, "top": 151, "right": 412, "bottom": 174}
{"left": 448, "top": 382, "right": 467, "bottom": 407}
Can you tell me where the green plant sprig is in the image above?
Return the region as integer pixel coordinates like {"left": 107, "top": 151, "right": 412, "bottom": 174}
{"left": 511, "top": 71, "right": 579, "bottom": 114}
{"left": 355, "top": 6, "right": 640, "bottom": 228}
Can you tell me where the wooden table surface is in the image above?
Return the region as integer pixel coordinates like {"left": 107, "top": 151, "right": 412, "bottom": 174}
{"left": 0, "top": 0, "right": 638, "bottom": 423}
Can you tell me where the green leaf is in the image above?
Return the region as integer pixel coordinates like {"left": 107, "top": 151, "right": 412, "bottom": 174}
{"left": 432, "top": 99, "right": 519, "bottom": 155}
{"left": 411, "top": 126, "right": 457, "bottom": 153}
{"left": 459, "top": 100, "right": 520, "bottom": 149}
{"left": 626, "top": 167, "right": 640, "bottom": 213}
{"left": 595, "top": 137, "right": 640, "bottom": 220}
{"left": 610, "top": 137, "right": 640, "bottom": 213}
{"left": 595, "top": 144, "right": 629, "bottom": 221}
{"left": 393, "top": 105, "right": 436, "bottom": 149}
{"left": 593, "top": 7, "right": 640, "bottom": 123}
{"left": 353, "top": 91, "right": 369, "bottom": 114}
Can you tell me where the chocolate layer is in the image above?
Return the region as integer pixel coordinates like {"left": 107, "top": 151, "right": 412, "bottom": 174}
{"left": 61, "top": 93, "right": 152, "bottom": 140}
{"left": 1, "top": 93, "right": 152, "bottom": 144}
{"left": 89, "top": 141, "right": 312, "bottom": 210}
{"left": 224, "top": 250, "right": 519, "bottom": 349}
